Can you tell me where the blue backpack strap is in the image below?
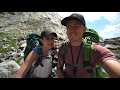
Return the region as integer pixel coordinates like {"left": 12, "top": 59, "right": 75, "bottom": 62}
{"left": 34, "top": 46, "right": 43, "bottom": 67}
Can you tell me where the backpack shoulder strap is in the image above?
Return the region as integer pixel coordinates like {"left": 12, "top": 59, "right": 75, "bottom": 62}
{"left": 62, "top": 44, "right": 68, "bottom": 64}
{"left": 83, "top": 39, "right": 96, "bottom": 77}
{"left": 83, "top": 39, "right": 94, "bottom": 66}
{"left": 34, "top": 46, "right": 43, "bottom": 67}
{"left": 50, "top": 48, "right": 55, "bottom": 63}
{"left": 58, "top": 44, "right": 68, "bottom": 67}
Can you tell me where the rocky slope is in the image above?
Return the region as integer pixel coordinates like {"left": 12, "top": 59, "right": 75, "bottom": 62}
{"left": 104, "top": 37, "right": 120, "bottom": 60}
{"left": 0, "top": 12, "right": 67, "bottom": 38}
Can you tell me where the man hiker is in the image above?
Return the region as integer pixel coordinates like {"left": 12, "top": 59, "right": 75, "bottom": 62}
{"left": 56, "top": 13, "right": 120, "bottom": 78}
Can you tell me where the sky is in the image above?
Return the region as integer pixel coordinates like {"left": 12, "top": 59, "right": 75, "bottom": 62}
{"left": 56, "top": 12, "right": 120, "bottom": 39}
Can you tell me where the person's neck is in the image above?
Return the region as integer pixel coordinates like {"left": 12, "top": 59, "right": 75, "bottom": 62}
{"left": 42, "top": 46, "right": 51, "bottom": 55}
{"left": 70, "top": 38, "right": 83, "bottom": 46}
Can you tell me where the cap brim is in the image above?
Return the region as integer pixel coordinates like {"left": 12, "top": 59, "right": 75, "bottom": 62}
{"left": 46, "top": 32, "right": 57, "bottom": 38}
{"left": 61, "top": 17, "right": 80, "bottom": 26}
{"left": 51, "top": 33, "right": 57, "bottom": 37}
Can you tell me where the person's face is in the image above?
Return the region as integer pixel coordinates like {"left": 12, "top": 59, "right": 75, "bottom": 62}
{"left": 42, "top": 34, "right": 56, "bottom": 49}
{"left": 66, "top": 19, "right": 86, "bottom": 42}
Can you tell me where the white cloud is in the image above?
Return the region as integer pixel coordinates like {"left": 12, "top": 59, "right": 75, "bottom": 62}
{"left": 99, "top": 24, "right": 120, "bottom": 39}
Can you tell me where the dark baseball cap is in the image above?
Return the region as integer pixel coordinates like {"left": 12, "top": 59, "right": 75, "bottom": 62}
{"left": 40, "top": 29, "right": 57, "bottom": 39}
{"left": 61, "top": 13, "right": 86, "bottom": 26}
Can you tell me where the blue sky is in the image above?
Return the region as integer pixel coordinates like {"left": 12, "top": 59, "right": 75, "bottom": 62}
{"left": 57, "top": 12, "right": 120, "bottom": 39}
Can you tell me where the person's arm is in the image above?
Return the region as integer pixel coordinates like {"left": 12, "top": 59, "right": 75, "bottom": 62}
{"left": 93, "top": 44, "right": 120, "bottom": 78}
{"left": 16, "top": 51, "right": 38, "bottom": 78}
{"left": 102, "top": 60, "right": 120, "bottom": 78}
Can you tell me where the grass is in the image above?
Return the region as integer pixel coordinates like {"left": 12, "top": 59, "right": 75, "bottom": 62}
{"left": 16, "top": 56, "right": 24, "bottom": 66}
{"left": 0, "top": 40, "right": 18, "bottom": 53}
{"left": 0, "top": 32, "right": 18, "bottom": 53}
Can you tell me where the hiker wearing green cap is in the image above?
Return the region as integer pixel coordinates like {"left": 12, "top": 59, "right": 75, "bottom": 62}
{"left": 56, "top": 13, "right": 120, "bottom": 78}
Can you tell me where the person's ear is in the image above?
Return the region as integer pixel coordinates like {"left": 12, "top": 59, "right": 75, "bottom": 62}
{"left": 83, "top": 26, "right": 87, "bottom": 33}
{"left": 40, "top": 39, "right": 43, "bottom": 44}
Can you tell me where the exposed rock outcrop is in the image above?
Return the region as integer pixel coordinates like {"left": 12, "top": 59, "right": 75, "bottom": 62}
{"left": 0, "top": 12, "right": 67, "bottom": 39}
{"left": 104, "top": 37, "right": 120, "bottom": 60}
{"left": 0, "top": 61, "right": 20, "bottom": 78}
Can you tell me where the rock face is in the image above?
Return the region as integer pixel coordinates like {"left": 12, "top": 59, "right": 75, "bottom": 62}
{"left": 0, "top": 61, "right": 20, "bottom": 78}
{"left": 104, "top": 37, "right": 120, "bottom": 46}
{"left": 104, "top": 37, "right": 120, "bottom": 60}
{"left": 0, "top": 12, "right": 67, "bottom": 39}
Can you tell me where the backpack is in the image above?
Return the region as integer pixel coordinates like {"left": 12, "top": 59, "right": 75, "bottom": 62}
{"left": 24, "top": 33, "right": 58, "bottom": 78}
{"left": 62, "top": 29, "right": 109, "bottom": 78}
{"left": 24, "top": 33, "right": 42, "bottom": 61}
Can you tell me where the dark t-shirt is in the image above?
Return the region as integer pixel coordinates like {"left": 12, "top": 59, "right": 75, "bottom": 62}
{"left": 58, "top": 42, "right": 117, "bottom": 78}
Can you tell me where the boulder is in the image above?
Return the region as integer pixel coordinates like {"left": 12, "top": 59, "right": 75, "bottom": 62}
{"left": 0, "top": 60, "right": 20, "bottom": 78}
